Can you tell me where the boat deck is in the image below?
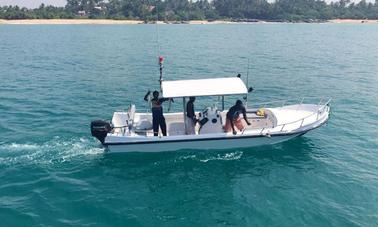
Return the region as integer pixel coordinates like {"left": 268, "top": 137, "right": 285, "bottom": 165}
{"left": 112, "top": 109, "right": 275, "bottom": 137}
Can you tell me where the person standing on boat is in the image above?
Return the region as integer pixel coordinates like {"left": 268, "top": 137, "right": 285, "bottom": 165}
{"left": 185, "top": 97, "right": 197, "bottom": 135}
{"left": 225, "top": 100, "right": 251, "bottom": 135}
{"left": 144, "top": 90, "right": 170, "bottom": 136}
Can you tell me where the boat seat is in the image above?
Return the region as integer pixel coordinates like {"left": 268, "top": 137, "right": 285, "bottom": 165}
{"left": 128, "top": 104, "right": 136, "bottom": 123}
{"left": 112, "top": 112, "right": 129, "bottom": 134}
{"left": 168, "top": 122, "right": 185, "bottom": 136}
{"left": 134, "top": 119, "right": 153, "bottom": 132}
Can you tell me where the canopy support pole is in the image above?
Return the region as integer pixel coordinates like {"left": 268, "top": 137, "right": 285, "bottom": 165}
{"left": 183, "top": 97, "right": 187, "bottom": 134}
{"left": 246, "top": 58, "right": 250, "bottom": 109}
{"left": 222, "top": 96, "right": 225, "bottom": 111}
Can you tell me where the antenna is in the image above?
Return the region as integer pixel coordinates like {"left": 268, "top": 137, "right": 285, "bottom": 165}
{"left": 155, "top": 4, "right": 160, "bottom": 57}
{"left": 154, "top": 6, "right": 170, "bottom": 111}
{"left": 155, "top": 5, "right": 164, "bottom": 91}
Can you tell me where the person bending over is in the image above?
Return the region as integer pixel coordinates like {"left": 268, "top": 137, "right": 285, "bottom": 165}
{"left": 225, "top": 100, "right": 251, "bottom": 135}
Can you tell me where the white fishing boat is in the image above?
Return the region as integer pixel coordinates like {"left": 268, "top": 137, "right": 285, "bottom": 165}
{"left": 91, "top": 71, "right": 331, "bottom": 153}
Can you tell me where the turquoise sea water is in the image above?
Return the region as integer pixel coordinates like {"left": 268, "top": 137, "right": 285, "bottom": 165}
{"left": 0, "top": 24, "right": 377, "bottom": 226}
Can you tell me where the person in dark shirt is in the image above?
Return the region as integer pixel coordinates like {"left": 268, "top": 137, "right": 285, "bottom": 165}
{"left": 225, "top": 100, "right": 251, "bottom": 135}
{"left": 144, "top": 90, "right": 170, "bottom": 136}
{"left": 185, "top": 97, "right": 196, "bottom": 134}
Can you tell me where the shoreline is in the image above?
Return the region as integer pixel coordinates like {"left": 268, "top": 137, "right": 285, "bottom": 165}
{"left": 328, "top": 19, "right": 378, "bottom": 24}
{"left": 1, "top": 19, "right": 378, "bottom": 25}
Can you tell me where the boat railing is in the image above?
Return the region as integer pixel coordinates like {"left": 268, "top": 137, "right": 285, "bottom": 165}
{"left": 116, "top": 97, "right": 330, "bottom": 136}
{"left": 111, "top": 119, "right": 130, "bottom": 135}
{"left": 257, "top": 98, "right": 331, "bottom": 135}
{"left": 250, "top": 96, "right": 329, "bottom": 109}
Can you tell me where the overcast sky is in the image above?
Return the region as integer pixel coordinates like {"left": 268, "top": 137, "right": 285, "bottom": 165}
{"left": 0, "top": 0, "right": 374, "bottom": 9}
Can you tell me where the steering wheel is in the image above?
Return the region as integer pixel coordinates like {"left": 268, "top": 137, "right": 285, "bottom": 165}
{"left": 201, "top": 107, "right": 209, "bottom": 116}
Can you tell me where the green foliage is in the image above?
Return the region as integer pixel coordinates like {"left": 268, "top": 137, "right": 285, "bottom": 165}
{"left": 0, "top": 0, "right": 378, "bottom": 21}
{"left": 0, "top": 5, "right": 73, "bottom": 19}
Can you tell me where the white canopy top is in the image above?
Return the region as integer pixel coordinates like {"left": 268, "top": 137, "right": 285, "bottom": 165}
{"left": 161, "top": 77, "right": 248, "bottom": 98}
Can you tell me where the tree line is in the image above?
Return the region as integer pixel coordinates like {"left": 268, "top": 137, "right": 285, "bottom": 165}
{"left": 1, "top": 0, "right": 378, "bottom": 21}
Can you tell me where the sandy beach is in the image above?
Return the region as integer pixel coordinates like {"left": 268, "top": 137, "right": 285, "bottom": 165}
{"left": 0, "top": 19, "right": 144, "bottom": 25}
{"left": 1, "top": 19, "right": 378, "bottom": 25}
{"left": 0, "top": 19, "right": 237, "bottom": 25}
{"left": 329, "top": 19, "right": 378, "bottom": 24}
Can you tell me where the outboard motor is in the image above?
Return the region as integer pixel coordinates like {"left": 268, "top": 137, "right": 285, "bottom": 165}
{"left": 91, "top": 120, "right": 112, "bottom": 144}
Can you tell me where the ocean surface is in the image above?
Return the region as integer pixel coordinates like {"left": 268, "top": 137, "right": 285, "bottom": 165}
{"left": 0, "top": 24, "right": 377, "bottom": 226}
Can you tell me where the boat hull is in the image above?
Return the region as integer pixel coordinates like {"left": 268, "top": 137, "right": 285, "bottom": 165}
{"left": 97, "top": 100, "right": 331, "bottom": 153}
{"left": 104, "top": 133, "right": 303, "bottom": 153}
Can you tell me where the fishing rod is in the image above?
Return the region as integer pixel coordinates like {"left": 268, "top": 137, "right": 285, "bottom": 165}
{"left": 244, "top": 58, "right": 254, "bottom": 109}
